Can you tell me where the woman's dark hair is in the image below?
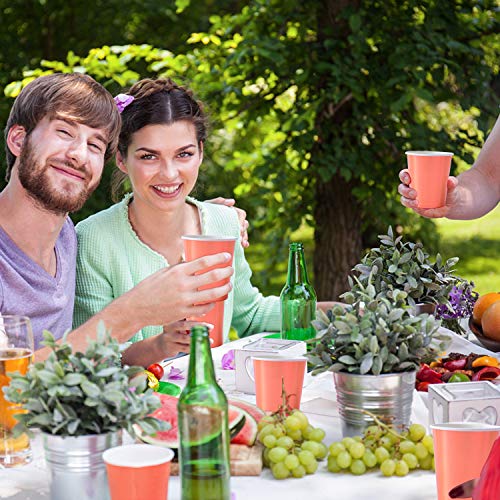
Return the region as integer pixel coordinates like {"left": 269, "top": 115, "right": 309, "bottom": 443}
{"left": 111, "top": 78, "right": 208, "bottom": 201}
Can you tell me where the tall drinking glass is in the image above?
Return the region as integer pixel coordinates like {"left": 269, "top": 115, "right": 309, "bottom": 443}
{"left": 0, "top": 315, "right": 34, "bottom": 466}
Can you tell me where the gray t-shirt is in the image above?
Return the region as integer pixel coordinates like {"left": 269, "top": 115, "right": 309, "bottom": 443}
{"left": 0, "top": 218, "right": 77, "bottom": 349}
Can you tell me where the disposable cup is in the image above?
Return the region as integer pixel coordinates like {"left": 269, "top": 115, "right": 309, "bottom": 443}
{"left": 103, "top": 444, "right": 174, "bottom": 500}
{"left": 246, "top": 356, "right": 307, "bottom": 412}
{"left": 182, "top": 235, "right": 236, "bottom": 348}
{"left": 192, "top": 301, "right": 225, "bottom": 348}
{"left": 405, "top": 151, "right": 453, "bottom": 209}
{"left": 431, "top": 422, "right": 500, "bottom": 500}
{"left": 182, "top": 235, "right": 237, "bottom": 302}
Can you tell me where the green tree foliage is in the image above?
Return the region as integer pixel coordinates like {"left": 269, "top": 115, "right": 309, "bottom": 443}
{"left": 0, "top": 0, "right": 245, "bottom": 172}
{"left": 2, "top": 0, "right": 499, "bottom": 299}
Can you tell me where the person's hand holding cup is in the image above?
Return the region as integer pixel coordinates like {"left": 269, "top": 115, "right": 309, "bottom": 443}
{"left": 182, "top": 235, "right": 237, "bottom": 347}
{"left": 399, "top": 151, "right": 458, "bottom": 218}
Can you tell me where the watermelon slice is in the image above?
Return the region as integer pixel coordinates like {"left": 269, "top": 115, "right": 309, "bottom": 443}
{"left": 139, "top": 393, "right": 246, "bottom": 449}
{"left": 228, "top": 398, "right": 265, "bottom": 423}
{"left": 230, "top": 408, "right": 258, "bottom": 446}
{"left": 140, "top": 393, "right": 178, "bottom": 448}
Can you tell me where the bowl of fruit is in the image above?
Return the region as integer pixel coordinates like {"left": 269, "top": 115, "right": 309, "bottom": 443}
{"left": 470, "top": 292, "right": 500, "bottom": 352}
{"left": 415, "top": 352, "right": 500, "bottom": 392}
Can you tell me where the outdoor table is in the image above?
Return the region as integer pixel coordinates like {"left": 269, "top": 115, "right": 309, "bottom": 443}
{"left": 0, "top": 329, "right": 495, "bottom": 500}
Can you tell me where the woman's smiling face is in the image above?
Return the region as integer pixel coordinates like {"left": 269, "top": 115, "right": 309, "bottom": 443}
{"left": 117, "top": 120, "right": 203, "bottom": 213}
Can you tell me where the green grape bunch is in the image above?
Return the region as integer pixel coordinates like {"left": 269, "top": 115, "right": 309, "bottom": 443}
{"left": 257, "top": 408, "right": 328, "bottom": 480}
{"left": 327, "top": 418, "right": 435, "bottom": 478}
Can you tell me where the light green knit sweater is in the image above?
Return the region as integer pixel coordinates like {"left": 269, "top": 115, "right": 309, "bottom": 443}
{"left": 74, "top": 194, "right": 280, "bottom": 342}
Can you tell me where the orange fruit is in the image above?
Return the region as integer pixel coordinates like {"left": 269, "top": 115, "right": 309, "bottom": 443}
{"left": 473, "top": 292, "right": 500, "bottom": 325}
{"left": 482, "top": 301, "right": 500, "bottom": 341}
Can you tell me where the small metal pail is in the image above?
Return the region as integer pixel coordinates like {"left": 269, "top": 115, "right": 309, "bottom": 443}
{"left": 43, "top": 431, "right": 122, "bottom": 500}
{"left": 334, "top": 371, "right": 416, "bottom": 437}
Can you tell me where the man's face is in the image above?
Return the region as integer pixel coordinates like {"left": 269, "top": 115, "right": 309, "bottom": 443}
{"left": 17, "top": 115, "right": 108, "bottom": 215}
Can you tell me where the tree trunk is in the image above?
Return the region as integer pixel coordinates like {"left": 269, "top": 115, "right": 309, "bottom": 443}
{"left": 313, "top": 175, "right": 362, "bottom": 300}
{"left": 312, "top": 0, "right": 363, "bottom": 300}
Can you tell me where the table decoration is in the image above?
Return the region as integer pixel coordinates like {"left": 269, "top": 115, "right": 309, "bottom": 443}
{"left": 309, "top": 280, "right": 449, "bottom": 436}
{"left": 4, "top": 323, "right": 166, "bottom": 500}
{"left": 348, "top": 226, "right": 477, "bottom": 336}
{"left": 428, "top": 381, "right": 500, "bottom": 426}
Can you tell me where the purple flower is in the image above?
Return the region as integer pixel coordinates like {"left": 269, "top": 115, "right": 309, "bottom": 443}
{"left": 114, "top": 93, "right": 135, "bottom": 113}
{"left": 436, "top": 281, "right": 479, "bottom": 335}
{"left": 166, "top": 366, "right": 185, "bottom": 381}
{"left": 221, "top": 350, "right": 235, "bottom": 370}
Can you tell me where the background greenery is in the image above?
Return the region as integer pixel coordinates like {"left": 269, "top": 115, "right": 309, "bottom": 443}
{"left": 1, "top": 0, "right": 498, "bottom": 299}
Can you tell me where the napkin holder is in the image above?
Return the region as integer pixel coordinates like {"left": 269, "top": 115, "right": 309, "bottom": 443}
{"left": 234, "top": 337, "right": 306, "bottom": 394}
{"left": 428, "top": 381, "right": 500, "bottom": 426}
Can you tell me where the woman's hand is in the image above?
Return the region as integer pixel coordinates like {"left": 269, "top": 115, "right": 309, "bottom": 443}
{"left": 159, "top": 320, "right": 214, "bottom": 357}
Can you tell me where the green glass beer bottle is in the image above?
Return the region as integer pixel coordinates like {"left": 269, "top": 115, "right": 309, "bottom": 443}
{"left": 178, "top": 325, "right": 230, "bottom": 500}
{"left": 280, "top": 242, "right": 317, "bottom": 341}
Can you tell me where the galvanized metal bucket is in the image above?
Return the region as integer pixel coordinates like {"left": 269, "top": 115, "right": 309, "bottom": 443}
{"left": 43, "top": 431, "right": 122, "bottom": 500}
{"left": 334, "top": 371, "right": 416, "bottom": 437}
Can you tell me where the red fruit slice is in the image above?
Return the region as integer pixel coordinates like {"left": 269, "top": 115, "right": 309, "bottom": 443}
{"left": 139, "top": 393, "right": 245, "bottom": 449}
{"left": 228, "top": 398, "right": 265, "bottom": 423}
{"left": 230, "top": 408, "right": 258, "bottom": 446}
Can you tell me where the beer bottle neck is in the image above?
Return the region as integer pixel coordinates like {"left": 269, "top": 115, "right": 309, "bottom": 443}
{"left": 186, "top": 326, "right": 216, "bottom": 387}
{"left": 286, "top": 243, "right": 310, "bottom": 285}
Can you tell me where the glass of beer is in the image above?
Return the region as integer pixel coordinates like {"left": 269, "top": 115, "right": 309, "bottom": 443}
{"left": 0, "top": 315, "right": 34, "bottom": 467}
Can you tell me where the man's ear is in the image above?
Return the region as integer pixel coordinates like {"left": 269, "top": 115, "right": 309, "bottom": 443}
{"left": 115, "top": 151, "right": 128, "bottom": 174}
{"left": 6, "top": 125, "right": 27, "bottom": 156}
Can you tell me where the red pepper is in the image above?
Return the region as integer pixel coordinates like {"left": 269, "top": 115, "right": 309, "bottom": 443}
{"left": 471, "top": 366, "right": 500, "bottom": 382}
{"left": 473, "top": 437, "right": 500, "bottom": 500}
{"left": 417, "top": 381, "right": 431, "bottom": 392}
{"left": 443, "top": 358, "right": 467, "bottom": 371}
{"left": 417, "top": 364, "right": 443, "bottom": 384}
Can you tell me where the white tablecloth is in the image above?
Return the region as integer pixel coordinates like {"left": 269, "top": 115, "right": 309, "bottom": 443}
{"left": 0, "top": 330, "right": 494, "bottom": 500}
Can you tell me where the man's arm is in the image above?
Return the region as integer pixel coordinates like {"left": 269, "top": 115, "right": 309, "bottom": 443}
{"left": 399, "top": 114, "right": 500, "bottom": 220}
{"left": 35, "top": 253, "right": 233, "bottom": 362}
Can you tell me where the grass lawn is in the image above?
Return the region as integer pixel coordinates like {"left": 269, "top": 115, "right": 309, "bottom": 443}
{"left": 247, "top": 206, "right": 499, "bottom": 298}
{"left": 435, "top": 205, "right": 500, "bottom": 295}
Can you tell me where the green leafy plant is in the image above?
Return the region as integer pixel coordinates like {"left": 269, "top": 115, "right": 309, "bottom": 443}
{"left": 308, "top": 282, "right": 450, "bottom": 376}
{"left": 349, "top": 227, "right": 462, "bottom": 308}
{"left": 4, "top": 324, "right": 167, "bottom": 437}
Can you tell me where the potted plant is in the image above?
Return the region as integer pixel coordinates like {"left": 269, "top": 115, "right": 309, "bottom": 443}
{"left": 4, "top": 323, "right": 166, "bottom": 500}
{"left": 308, "top": 282, "right": 449, "bottom": 437}
{"left": 349, "top": 226, "right": 477, "bottom": 334}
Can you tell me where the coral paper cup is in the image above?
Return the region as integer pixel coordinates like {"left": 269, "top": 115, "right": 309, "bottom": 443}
{"left": 246, "top": 356, "right": 307, "bottom": 412}
{"left": 103, "top": 444, "right": 174, "bottom": 500}
{"left": 182, "top": 235, "right": 237, "bottom": 302}
{"left": 192, "top": 300, "right": 225, "bottom": 348}
{"left": 405, "top": 151, "right": 453, "bottom": 209}
{"left": 431, "top": 422, "right": 500, "bottom": 500}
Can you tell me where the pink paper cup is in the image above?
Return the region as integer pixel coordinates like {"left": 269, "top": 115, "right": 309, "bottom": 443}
{"left": 246, "top": 356, "right": 307, "bottom": 412}
{"left": 189, "top": 301, "right": 225, "bottom": 348}
{"left": 431, "top": 422, "right": 500, "bottom": 500}
{"left": 103, "top": 444, "right": 174, "bottom": 500}
{"left": 182, "top": 235, "right": 237, "bottom": 302}
{"left": 405, "top": 151, "right": 453, "bottom": 209}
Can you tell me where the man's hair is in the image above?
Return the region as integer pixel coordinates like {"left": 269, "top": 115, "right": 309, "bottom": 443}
{"left": 4, "top": 73, "right": 121, "bottom": 181}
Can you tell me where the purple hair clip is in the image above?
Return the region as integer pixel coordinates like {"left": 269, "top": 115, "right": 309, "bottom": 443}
{"left": 114, "top": 93, "right": 135, "bottom": 113}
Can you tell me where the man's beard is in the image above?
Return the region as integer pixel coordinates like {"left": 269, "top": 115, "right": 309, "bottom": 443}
{"left": 17, "top": 137, "right": 99, "bottom": 215}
